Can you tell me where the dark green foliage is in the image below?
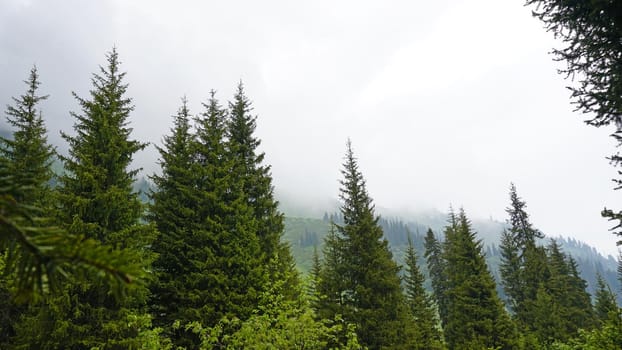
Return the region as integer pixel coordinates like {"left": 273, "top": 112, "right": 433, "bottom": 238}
{"left": 519, "top": 244, "right": 550, "bottom": 330}
{"left": 314, "top": 225, "right": 347, "bottom": 327}
{"left": 0, "top": 66, "right": 54, "bottom": 205}
{"left": 594, "top": 273, "right": 618, "bottom": 323}
{"left": 525, "top": 0, "right": 622, "bottom": 246}
{"left": 57, "top": 49, "right": 147, "bottom": 239}
{"left": 11, "top": 49, "right": 162, "bottom": 349}
{"left": 549, "top": 310, "right": 622, "bottom": 350}
{"left": 314, "top": 225, "right": 366, "bottom": 350}
{"left": 0, "top": 65, "right": 53, "bottom": 345}
{"left": 315, "top": 140, "right": 413, "bottom": 349}
{"left": 0, "top": 67, "right": 142, "bottom": 347}
{"left": 424, "top": 228, "right": 448, "bottom": 328}
{"left": 505, "top": 184, "right": 543, "bottom": 245}
{"left": 227, "top": 82, "right": 283, "bottom": 259}
{"left": 546, "top": 240, "right": 594, "bottom": 334}
{"left": 191, "top": 90, "right": 264, "bottom": 325}
{"left": 526, "top": 240, "right": 597, "bottom": 345}
{"left": 404, "top": 234, "right": 445, "bottom": 349}
{"left": 0, "top": 169, "right": 142, "bottom": 297}
{"left": 499, "top": 229, "right": 522, "bottom": 313}
{"left": 309, "top": 244, "right": 322, "bottom": 299}
{"left": 0, "top": 159, "right": 151, "bottom": 350}
{"left": 149, "top": 92, "right": 268, "bottom": 348}
{"left": 567, "top": 256, "right": 597, "bottom": 327}
{"left": 148, "top": 97, "right": 201, "bottom": 344}
{"left": 548, "top": 241, "right": 595, "bottom": 333}
{"left": 500, "top": 184, "right": 548, "bottom": 324}
{"left": 498, "top": 185, "right": 598, "bottom": 344}
{"left": 441, "top": 209, "right": 518, "bottom": 350}
{"left": 182, "top": 261, "right": 364, "bottom": 350}
{"left": 227, "top": 83, "right": 296, "bottom": 281}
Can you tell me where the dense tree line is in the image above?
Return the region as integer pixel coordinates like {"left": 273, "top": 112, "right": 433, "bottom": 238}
{"left": 0, "top": 48, "right": 620, "bottom": 349}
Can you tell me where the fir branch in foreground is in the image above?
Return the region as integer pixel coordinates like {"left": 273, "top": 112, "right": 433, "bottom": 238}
{"left": 0, "top": 190, "right": 139, "bottom": 302}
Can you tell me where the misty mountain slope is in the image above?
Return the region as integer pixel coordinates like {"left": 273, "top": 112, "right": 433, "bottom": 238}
{"left": 283, "top": 213, "right": 621, "bottom": 305}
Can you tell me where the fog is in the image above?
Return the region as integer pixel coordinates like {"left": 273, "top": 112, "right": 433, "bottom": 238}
{"left": 1, "top": 0, "right": 619, "bottom": 256}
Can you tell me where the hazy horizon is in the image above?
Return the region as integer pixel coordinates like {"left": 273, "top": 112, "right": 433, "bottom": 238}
{"left": 1, "top": 0, "right": 620, "bottom": 256}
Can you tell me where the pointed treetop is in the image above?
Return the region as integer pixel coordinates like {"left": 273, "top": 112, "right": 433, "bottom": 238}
{"left": 5, "top": 65, "right": 49, "bottom": 130}
{"left": 227, "top": 80, "right": 262, "bottom": 163}
{"left": 506, "top": 183, "right": 543, "bottom": 246}
{"left": 339, "top": 139, "right": 375, "bottom": 225}
{"left": 1, "top": 65, "right": 54, "bottom": 204}
{"left": 59, "top": 48, "right": 146, "bottom": 237}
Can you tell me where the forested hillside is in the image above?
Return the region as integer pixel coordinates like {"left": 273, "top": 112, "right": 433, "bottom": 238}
{"left": 283, "top": 214, "right": 621, "bottom": 305}
{"left": 2, "top": 3, "right": 622, "bottom": 345}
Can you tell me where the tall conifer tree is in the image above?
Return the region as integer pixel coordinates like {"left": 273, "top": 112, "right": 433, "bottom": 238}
{"left": 13, "top": 49, "right": 160, "bottom": 348}
{"left": 226, "top": 82, "right": 298, "bottom": 294}
{"left": 0, "top": 66, "right": 54, "bottom": 346}
{"left": 148, "top": 98, "right": 198, "bottom": 344}
{"left": 314, "top": 225, "right": 347, "bottom": 325}
{"left": 308, "top": 245, "right": 322, "bottom": 299}
{"left": 316, "top": 140, "right": 413, "bottom": 349}
{"left": 424, "top": 228, "right": 448, "bottom": 327}
{"left": 594, "top": 273, "right": 618, "bottom": 323}
{"left": 150, "top": 91, "right": 269, "bottom": 348}
{"left": 192, "top": 90, "right": 264, "bottom": 326}
{"left": 499, "top": 229, "right": 522, "bottom": 313}
{"left": 500, "top": 184, "right": 549, "bottom": 328}
{"left": 442, "top": 209, "right": 518, "bottom": 350}
{"left": 523, "top": 240, "right": 596, "bottom": 345}
{"left": 542, "top": 240, "right": 595, "bottom": 342}
{"left": 404, "top": 234, "right": 445, "bottom": 350}
{"left": 0, "top": 66, "right": 54, "bottom": 204}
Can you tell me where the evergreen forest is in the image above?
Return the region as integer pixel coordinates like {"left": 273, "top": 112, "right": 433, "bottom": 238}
{"left": 2, "top": 1, "right": 622, "bottom": 349}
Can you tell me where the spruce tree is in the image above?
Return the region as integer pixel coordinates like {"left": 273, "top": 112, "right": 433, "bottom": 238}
{"left": 314, "top": 225, "right": 348, "bottom": 327}
{"left": 13, "top": 49, "right": 160, "bottom": 348}
{"left": 148, "top": 97, "right": 198, "bottom": 343}
{"left": 404, "top": 234, "right": 445, "bottom": 350}
{"left": 226, "top": 82, "right": 298, "bottom": 292}
{"left": 543, "top": 240, "right": 595, "bottom": 342}
{"left": 519, "top": 244, "right": 550, "bottom": 332}
{"left": 0, "top": 66, "right": 53, "bottom": 346}
{"left": 594, "top": 273, "right": 618, "bottom": 323}
{"left": 308, "top": 245, "right": 322, "bottom": 299}
{"left": 424, "top": 227, "right": 448, "bottom": 327}
{"left": 315, "top": 140, "right": 413, "bottom": 349}
{"left": 0, "top": 66, "right": 54, "bottom": 204}
{"left": 525, "top": 240, "right": 597, "bottom": 345}
{"left": 499, "top": 229, "right": 522, "bottom": 313}
{"left": 566, "top": 255, "right": 597, "bottom": 330}
{"left": 191, "top": 90, "right": 264, "bottom": 326}
{"left": 150, "top": 91, "right": 268, "bottom": 348}
{"left": 442, "top": 208, "right": 518, "bottom": 350}
{"left": 506, "top": 183, "right": 543, "bottom": 246}
{"left": 500, "top": 184, "right": 549, "bottom": 328}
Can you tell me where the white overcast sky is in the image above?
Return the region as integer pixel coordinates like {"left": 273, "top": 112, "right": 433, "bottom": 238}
{"left": 1, "top": 0, "right": 620, "bottom": 256}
